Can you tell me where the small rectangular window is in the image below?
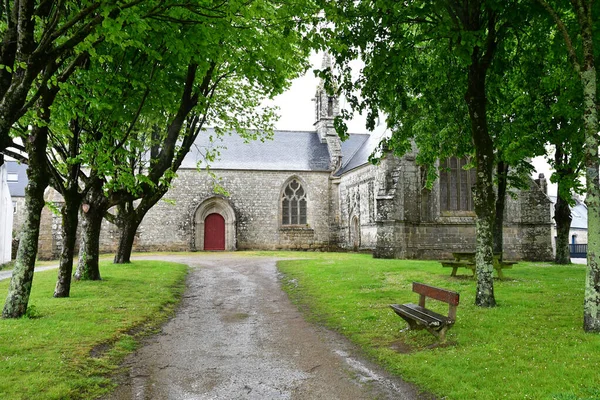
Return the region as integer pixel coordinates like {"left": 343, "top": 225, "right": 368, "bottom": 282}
{"left": 7, "top": 173, "right": 18, "bottom": 182}
{"left": 12, "top": 201, "right": 17, "bottom": 214}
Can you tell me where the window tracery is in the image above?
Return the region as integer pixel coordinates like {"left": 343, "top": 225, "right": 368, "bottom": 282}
{"left": 282, "top": 179, "right": 307, "bottom": 225}
{"left": 439, "top": 157, "right": 476, "bottom": 212}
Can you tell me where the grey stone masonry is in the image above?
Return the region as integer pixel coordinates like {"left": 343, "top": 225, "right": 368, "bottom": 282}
{"left": 131, "top": 169, "right": 333, "bottom": 252}
{"left": 314, "top": 53, "right": 342, "bottom": 170}
{"left": 373, "top": 152, "right": 554, "bottom": 261}
{"left": 337, "top": 163, "right": 379, "bottom": 250}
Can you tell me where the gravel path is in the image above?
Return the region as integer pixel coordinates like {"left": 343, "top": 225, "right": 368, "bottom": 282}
{"left": 102, "top": 253, "right": 430, "bottom": 400}
{"left": 0, "top": 264, "right": 58, "bottom": 281}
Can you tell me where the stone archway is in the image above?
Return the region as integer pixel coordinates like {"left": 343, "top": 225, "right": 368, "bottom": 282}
{"left": 194, "top": 197, "right": 236, "bottom": 251}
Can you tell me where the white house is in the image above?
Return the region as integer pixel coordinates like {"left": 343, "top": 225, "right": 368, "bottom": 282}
{"left": 0, "top": 161, "right": 13, "bottom": 264}
{"left": 549, "top": 196, "right": 588, "bottom": 258}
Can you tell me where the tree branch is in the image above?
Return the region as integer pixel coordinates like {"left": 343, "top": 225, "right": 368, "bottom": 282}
{"left": 1, "top": 148, "right": 28, "bottom": 163}
{"left": 537, "top": 0, "right": 581, "bottom": 73}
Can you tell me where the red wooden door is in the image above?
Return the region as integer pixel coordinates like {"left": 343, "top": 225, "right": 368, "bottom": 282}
{"left": 204, "top": 213, "right": 225, "bottom": 250}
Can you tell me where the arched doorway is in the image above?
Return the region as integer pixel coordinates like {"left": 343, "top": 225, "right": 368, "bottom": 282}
{"left": 194, "top": 197, "right": 236, "bottom": 251}
{"left": 204, "top": 213, "right": 225, "bottom": 250}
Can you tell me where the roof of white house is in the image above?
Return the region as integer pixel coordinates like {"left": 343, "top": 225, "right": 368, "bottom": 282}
{"left": 5, "top": 161, "right": 27, "bottom": 197}
{"left": 549, "top": 196, "right": 587, "bottom": 229}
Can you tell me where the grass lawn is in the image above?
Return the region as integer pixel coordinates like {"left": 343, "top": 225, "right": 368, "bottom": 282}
{"left": 277, "top": 253, "right": 600, "bottom": 400}
{"left": 0, "top": 260, "right": 188, "bottom": 400}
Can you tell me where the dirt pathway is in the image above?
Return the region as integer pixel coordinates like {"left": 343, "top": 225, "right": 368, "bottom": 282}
{"left": 103, "top": 253, "right": 430, "bottom": 400}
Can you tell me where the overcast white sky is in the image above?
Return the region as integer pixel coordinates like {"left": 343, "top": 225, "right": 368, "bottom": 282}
{"left": 271, "top": 52, "right": 557, "bottom": 196}
{"left": 271, "top": 52, "right": 368, "bottom": 133}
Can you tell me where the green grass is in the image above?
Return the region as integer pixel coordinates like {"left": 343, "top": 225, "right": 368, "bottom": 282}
{"left": 0, "top": 260, "right": 188, "bottom": 400}
{"left": 277, "top": 253, "right": 600, "bottom": 400}
{"left": 0, "top": 260, "right": 14, "bottom": 271}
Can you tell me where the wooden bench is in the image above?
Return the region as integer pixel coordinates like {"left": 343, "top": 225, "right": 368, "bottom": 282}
{"left": 441, "top": 252, "right": 516, "bottom": 279}
{"left": 390, "top": 282, "right": 459, "bottom": 342}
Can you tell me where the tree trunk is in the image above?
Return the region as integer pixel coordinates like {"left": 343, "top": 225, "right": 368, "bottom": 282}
{"left": 465, "top": 62, "right": 496, "bottom": 308}
{"left": 554, "top": 192, "right": 572, "bottom": 264}
{"left": 581, "top": 65, "right": 600, "bottom": 332}
{"left": 113, "top": 201, "right": 140, "bottom": 264}
{"left": 493, "top": 160, "right": 508, "bottom": 256}
{"left": 74, "top": 182, "right": 107, "bottom": 281}
{"left": 536, "top": 0, "right": 599, "bottom": 331}
{"left": 113, "top": 188, "right": 169, "bottom": 264}
{"left": 2, "top": 128, "right": 49, "bottom": 318}
{"left": 53, "top": 191, "right": 81, "bottom": 297}
{"left": 553, "top": 143, "right": 572, "bottom": 265}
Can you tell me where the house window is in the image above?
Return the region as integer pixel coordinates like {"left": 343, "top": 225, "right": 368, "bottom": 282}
{"left": 572, "top": 235, "right": 577, "bottom": 245}
{"left": 439, "top": 157, "right": 476, "bottom": 212}
{"left": 282, "top": 179, "right": 307, "bottom": 225}
{"left": 12, "top": 201, "right": 17, "bottom": 214}
{"left": 7, "top": 173, "right": 18, "bottom": 182}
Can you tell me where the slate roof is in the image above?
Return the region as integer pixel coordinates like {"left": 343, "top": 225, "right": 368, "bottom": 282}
{"left": 570, "top": 202, "right": 588, "bottom": 229}
{"left": 549, "top": 196, "right": 588, "bottom": 230}
{"left": 335, "top": 133, "right": 380, "bottom": 176}
{"left": 5, "top": 161, "right": 27, "bottom": 197}
{"left": 4, "top": 128, "right": 381, "bottom": 191}
{"left": 181, "top": 127, "right": 382, "bottom": 175}
{"left": 335, "top": 125, "right": 389, "bottom": 176}
{"left": 182, "top": 129, "right": 332, "bottom": 171}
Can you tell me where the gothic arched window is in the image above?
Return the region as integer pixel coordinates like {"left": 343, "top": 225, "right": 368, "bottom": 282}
{"left": 327, "top": 97, "right": 334, "bottom": 116}
{"left": 439, "top": 157, "right": 476, "bottom": 212}
{"left": 282, "top": 179, "right": 307, "bottom": 225}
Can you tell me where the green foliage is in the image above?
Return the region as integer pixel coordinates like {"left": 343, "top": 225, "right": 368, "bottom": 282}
{"left": 22, "top": 304, "right": 40, "bottom": 319}
{"left": 491, "top": 9, "right": 584, "bottom": 200}
{"left": 0, "top": 261, "right": 14, "bottom": 271}
{"left": 44, "top": 202, "right": 61, "bottom": 217}
{"left": 318, "top": 0, "right": 578, "bottom": 188}
{"left": 0, "top": 260, "right": 187, "bottom": 400}
{"left": 0, "top": 0, "right": 173, "bottom": 149}
{"left": 277, "top": 253, "right": 600, "bottom": 400}
{"left": 40, "top": 0, "right": 317, "bottom": 217}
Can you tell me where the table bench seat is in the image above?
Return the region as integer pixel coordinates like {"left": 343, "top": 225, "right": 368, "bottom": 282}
{"left": 441, "top": 255, "right": 516, "bottom": 279}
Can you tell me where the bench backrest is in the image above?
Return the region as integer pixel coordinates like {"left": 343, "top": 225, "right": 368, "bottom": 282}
{"left": 413, "top": 282, "right": 459, "bottom": 306}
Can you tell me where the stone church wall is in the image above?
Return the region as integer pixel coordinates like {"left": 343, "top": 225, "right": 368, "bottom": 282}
{"left": 503, "top": 180, "right": 554, "bottom": 260}
{"left": 336, "top": 164, "right": 379, "bottom": 250}
{"left": 32, "top": 168, "right": 333, "bottom": 259}
{"left": 132, "top": 168, "right": 333, "bottom": 252}
{"left": 28, "top": 156, "right": 552, "bottom": 262}
{"left": 373, "top": 155, "right": 554, "bottom": 261}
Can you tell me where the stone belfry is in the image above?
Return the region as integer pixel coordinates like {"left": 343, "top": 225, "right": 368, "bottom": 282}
{"left": 314, "top": 53, "right": 342, "bottom": 171}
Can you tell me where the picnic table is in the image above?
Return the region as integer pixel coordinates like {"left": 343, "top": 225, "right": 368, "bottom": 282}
{"left": 441, "top": 252, "right": 516, "bottom": 279}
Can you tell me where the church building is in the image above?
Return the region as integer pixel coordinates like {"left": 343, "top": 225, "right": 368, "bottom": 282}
{"left": 25, "top": 55, "right": 554, "bottom": 261}
{"left": 94, "top": 57, "right": 553, "bottom": 261}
